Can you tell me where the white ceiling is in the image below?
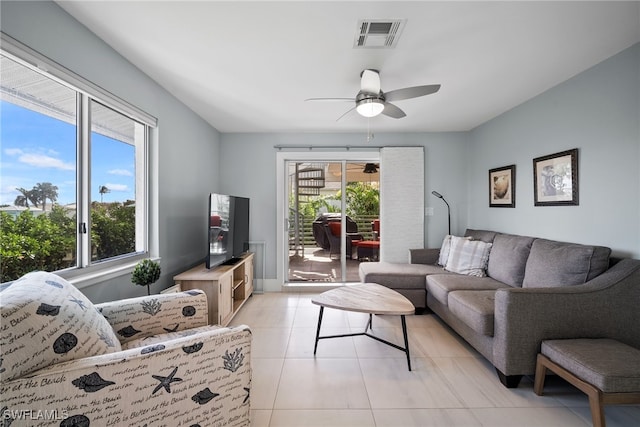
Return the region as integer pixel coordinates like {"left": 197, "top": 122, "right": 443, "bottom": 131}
{"left": 56, "top": 1, "right": 640, "bottom": 133}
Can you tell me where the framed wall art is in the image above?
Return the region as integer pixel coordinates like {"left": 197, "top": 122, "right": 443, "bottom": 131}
{"left": 489, "top": 165, "right": 516, "bottom": 207}
{"left": 533, "top": 148, "right": 579, "bottom": 206}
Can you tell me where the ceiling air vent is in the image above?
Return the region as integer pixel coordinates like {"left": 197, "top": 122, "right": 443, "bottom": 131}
{"left": 354, "top": 19, "right": 406, "bottom": 49}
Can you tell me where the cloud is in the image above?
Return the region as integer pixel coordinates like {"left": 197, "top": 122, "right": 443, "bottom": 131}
{"left": 104, "top": 183, "right": 129, "bottom": 192}
{"left": 108, "top": 169, "right": 133, "bottom": 176}
{"left": 18, "top": 153, "right": 74, "bottom": 171}
{"left": 4, "top": 148, "right": 23, "bottom": 156}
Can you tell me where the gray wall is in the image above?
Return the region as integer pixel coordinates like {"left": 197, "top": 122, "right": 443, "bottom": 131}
{"left": 468, "top": 43, "right": 640, "bottom": 258}
{"left": 1, "top": 1, "right": 222, "bottom": 301}
{"left": 220, "top": 132, "right": 470, "bottom": 279}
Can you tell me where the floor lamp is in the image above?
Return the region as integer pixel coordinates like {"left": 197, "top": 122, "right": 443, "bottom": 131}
{"left": 431, "top": 191, "right": 451, "bottom": 235}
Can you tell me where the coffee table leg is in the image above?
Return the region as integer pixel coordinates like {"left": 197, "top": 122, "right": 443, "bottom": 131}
{"left": 314, "top": 306, "right": 324, "bottom": 355}
{"left": 366, "top": 313, "right": 373, "bottom": 332}
{"left": 401, "top": 315, "right": 411, "bottom": 371}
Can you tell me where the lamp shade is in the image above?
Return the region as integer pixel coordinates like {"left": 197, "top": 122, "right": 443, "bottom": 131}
{"left": 356, "top": 98, "right": 384, "bottom": 118}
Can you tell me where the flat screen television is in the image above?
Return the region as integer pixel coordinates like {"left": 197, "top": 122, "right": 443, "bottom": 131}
{"left": 206, "top": 193, "right": 250, "bottom": 269}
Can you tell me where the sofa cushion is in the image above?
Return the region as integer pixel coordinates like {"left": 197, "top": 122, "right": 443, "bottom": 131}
{"left": 542, "top": 339, "right": 640, "bottom": 393}
{"left": 523, "top": 239, "right": 611, "bottom": 287}
{"left": 359, "top": 261, "right": 446, "bottom": 290}
{"left": 464, "top": 229, "right": 498, "bottom": 243}
{"left": 448, "top": 290, "right": 497, "bottom": 336}
{"left": 445, "top": 236, "right": 493, "bottom": 277}
{"left": 487, "top": 234, "right": 535, "bottom": 287}
{"left": 426, "top": 274, "right": 509, "bottom": 307}
{"left": 0, "top": 271, "right": 121, "bottom": 382}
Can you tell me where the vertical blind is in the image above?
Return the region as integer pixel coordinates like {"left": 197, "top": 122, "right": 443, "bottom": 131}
{"left": 379, "top": 147, "right": 425, "bottom": 263}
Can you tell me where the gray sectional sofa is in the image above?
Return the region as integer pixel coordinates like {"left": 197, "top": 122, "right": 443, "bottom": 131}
{"left": 359, "top": 229, "right": 640, "bottom": 387}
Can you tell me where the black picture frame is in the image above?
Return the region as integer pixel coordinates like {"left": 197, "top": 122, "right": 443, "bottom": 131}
{"left": 533, "top": 148, "right": 579, "bottom": 206}
{"left": 489, "top": 165, "right": 516, "bottom": 208}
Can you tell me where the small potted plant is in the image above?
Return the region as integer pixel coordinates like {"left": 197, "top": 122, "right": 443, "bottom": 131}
{"left": 132, "top": 259, "right": 161, "bottom": 295}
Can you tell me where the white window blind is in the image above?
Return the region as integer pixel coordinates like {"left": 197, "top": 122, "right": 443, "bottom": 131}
{"left": 379, "top": 147, "right": 424, "bottom": 262}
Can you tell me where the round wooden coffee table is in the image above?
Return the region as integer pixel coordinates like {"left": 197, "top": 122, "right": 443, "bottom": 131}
{"left": 311, "top": 283, "right": 415, "bottom": 370}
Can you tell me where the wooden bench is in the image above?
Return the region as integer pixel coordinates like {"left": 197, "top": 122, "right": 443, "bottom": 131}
{"left": 534, "top": 339, "right": 640, "bottom": 427}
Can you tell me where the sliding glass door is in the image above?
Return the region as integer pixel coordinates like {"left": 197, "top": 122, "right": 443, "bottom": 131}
{"left": 284, "top": 159, "right": 380, "bottom": 284}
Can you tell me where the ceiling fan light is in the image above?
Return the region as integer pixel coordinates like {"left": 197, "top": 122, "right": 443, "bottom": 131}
{"left": 356, "top": 98, "right": 384, "bottom": 117}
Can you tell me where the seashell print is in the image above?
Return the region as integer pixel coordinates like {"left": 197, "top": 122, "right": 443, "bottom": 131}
{"left": 151, "top": 366, "right": 182, "bottom": 394}
{"left": 36, "top": 303, "right": 60, "bottom": 316}
{"left": 45, "top": 279, "right": 64, "bottom": 288}
{"left": 222, "top": 347, "right": 244, "bottom": 372}
{"left": 72, "top": 372, "right": 115, "bottom": 392}
{"left": 97, "top": 329, "right": 118, "bottom": 348}
{"left": 53, "top": 332, "right": 78, "bottom": 354}
{"left": 191, "top": 387, "right": 219, "bottom": 405}
{"left": 141, "top": 344, "right": 165, "bottom": 355}
{"left": 68, "top": 296, "right": 88, "bottom": 311}
{"left": 60, "top": 414, "right": 90, "bottom": 427}
{"left": 182, "top": 342, "right": 203, "bottom": 354}
{"left": 163, "top": 323, "right": 179, "bottom": 333}
{"left": 117, "top": 325, "right": 141, "bottom": 338}
{"left": 182, "top": 305, "right": 196, "bottom": 317}
{"left": 141, "top": 299, "right": 162, "bottom": 316}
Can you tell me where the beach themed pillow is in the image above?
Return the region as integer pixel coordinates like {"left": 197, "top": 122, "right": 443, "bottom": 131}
{"left": 0, "top": 271, "right": 121, "bottom": 382}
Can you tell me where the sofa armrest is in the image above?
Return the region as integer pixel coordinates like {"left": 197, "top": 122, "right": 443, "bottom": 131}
{"left": 409, "top": 248, "right": 440, "bottom": 265}
{"left": 0, "top": 325, "right": 252, "bottom": 426}
{"left": 492, "top": 259, "right": 640, "bottom": 376}
{"left": 95, "top": 290, "right": 209, "bottom": 345}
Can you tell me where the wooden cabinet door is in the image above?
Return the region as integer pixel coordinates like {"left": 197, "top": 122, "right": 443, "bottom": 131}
{"left": 245, "top": 255, "right": 254, "bottom": 295}
{"left": 219, "top": 272, "right": 233, "bottom": 325}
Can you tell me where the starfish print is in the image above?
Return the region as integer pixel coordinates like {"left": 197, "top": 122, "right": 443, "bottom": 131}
{"left": 151, "top": 367, "right": 183, "bottom": 394}
{"left": 69, "top": 296, "right": 88, "bottom": 311}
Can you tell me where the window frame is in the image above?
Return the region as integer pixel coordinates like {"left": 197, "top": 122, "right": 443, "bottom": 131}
{"left": 1, "top": 32, "right": 159, "bottom": 288}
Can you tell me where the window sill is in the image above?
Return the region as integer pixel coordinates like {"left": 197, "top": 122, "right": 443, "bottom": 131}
{"left": 60, "top": 257, "right": 161, "bottom": 290}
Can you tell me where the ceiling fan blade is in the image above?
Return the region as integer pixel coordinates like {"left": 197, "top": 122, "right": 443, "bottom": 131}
{"left": 336, "top": 106, "right": 357, "bottom": 122}
{"left": 360, "top": 69, "right": 381, "bottom": 94}
{"left": 381, "top": 102, "right": 406, "bottom": 119}
{"left": 305, "top": 97, "right": 354, "bottom": 102}
{"left": 384, "top": 84, "right": 441, "bottom": 102}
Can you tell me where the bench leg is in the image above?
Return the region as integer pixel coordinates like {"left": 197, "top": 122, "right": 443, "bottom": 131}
{"left": 533, "top": 354, "right": 547, "bottom": 396}
{"left": 535, "top": 354, "right": 608, "bottom": 427}
{"left": 587, "top": 390, "right": 606, "bottom": 427}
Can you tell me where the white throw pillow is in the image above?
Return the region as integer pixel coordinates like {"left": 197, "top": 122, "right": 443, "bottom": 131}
{"left": 438, "top": 234, "right": 471, "bottom": 266}
{"left": 445, "top": 236, "right": 493, "bottom": 277}
{"left": 0, "top": 271, "right": 121, "bottom": 382}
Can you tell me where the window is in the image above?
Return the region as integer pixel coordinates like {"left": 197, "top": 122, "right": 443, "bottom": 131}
{"left": 0, "top": 35, "right": 156, "bottom": 284}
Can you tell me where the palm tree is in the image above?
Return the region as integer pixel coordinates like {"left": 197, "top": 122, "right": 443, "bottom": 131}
{"left": 14, "top": 187, "right": 34, "bottom": 207}
{"left": 34, "top": 182, "right": 58, "bottom": 211}
{"left": 99, "top": 185, "right": 110, "bottom": 202}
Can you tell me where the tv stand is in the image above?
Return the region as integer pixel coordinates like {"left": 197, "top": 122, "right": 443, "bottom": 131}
{"left": 174, "top": 252, "right": 254, "bottom": 326}
{"left": 221, "top": 257, "right": 243, "bottom": 266}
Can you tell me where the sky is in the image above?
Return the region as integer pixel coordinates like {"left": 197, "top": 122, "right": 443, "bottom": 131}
{"left": 0, "top": 101, "right": 135, "bottom": 207}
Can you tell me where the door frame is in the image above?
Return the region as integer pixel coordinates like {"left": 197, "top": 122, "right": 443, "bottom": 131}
{"left": 276, "top": 150, "right": 379, "bottom": 289}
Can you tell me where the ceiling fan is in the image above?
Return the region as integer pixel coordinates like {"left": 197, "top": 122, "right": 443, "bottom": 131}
{"left": 305, "top": 69, "right": 440, "bottom": 121}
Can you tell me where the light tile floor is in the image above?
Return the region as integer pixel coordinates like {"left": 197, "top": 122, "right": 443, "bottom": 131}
{"left": 229, "top": 292, "right": 640, "bottom": 427}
